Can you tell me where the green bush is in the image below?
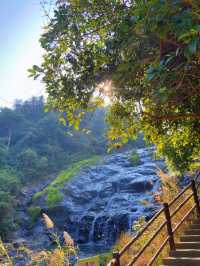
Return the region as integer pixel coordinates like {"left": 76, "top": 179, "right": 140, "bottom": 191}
{"left": 28, "top": 206, "right": 41, "bottom": 222}
{"left": 46, "top": 188, "right": 64, "bottom": 208}
{"left": 0, "top": 191, "right": 15, "bottom": 240}
{"left": 0, "top": 169, "right": 20, "bottom": 240}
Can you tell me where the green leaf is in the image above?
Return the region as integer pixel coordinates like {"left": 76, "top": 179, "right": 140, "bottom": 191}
{"left": 59, "top": 116, "right": 66, "bottom": 126}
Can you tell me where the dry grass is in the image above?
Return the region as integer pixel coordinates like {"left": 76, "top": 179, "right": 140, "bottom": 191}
{"left": 42, "top": 213, "right": 54, "bottom": 229}
{"left": 0, "top": 239, "right": 12, "bottom": 266}
{"left": 112, "top": 169, "right": 197, "bottom": 266}
{"left": 113, "top": 212, "right": 168, "bottom": 266}
{"left": 63, "top": 231, "right": 74, "bottom": 247}
{"left": 0, "top": 213, "right": 78, "bottom": 266}
{"left": 157, "top": 169, "right": 196, "bottom": 241}
{"left": 138, "top": 199, "right": 150, "bottom": 206}
{"left": 48, "top": 249, "right": 66, "bottom": 266}
{"left": 156, "top": 168, "right": 179, "bottom": 203}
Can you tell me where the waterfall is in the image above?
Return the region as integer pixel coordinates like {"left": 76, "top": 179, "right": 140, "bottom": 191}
{"left": 89, "top": 215, "right": 100, "bottom": 241}
{"left": 27, "top": 147, "right": 162, "bottom": 258}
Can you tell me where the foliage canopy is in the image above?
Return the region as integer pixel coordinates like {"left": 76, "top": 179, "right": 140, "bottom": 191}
{"left": 30, "top": 0, "right": 200, "bottom": 171}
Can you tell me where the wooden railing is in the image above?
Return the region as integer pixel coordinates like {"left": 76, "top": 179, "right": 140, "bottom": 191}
{"left": 108, "top": 171, "right": 200, "bottom": 266}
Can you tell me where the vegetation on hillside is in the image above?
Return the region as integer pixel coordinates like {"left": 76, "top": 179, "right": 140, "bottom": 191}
{"left": 0, "top": 96, "right": 144, "bottom": 239}
{"left": 33, "top": 155, "right": 101, "bottom": 207}
{"left": 30, "top": 0, "right": 200, "bottom": 173}
{"left": 0, "top": 169, "right": 20, "bottom": 239}
{"left": 0, "top": 97, "right": 107, "bottom": 239}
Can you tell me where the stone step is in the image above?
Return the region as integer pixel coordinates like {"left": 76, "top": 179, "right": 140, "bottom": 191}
{"left": 176, "top": 242, "right": 200, "bottom": 249}
{"left": 193, "top": 220, "right": 200, "bottom": 224}
{"left": 163, "top": 257, "right": 200, "bottom": 266}
{"left": 185, "top": 229, "right": 200, "bottom": 235}
{"left": 181, "top": 235, "right": 200, "bottom": 242}
{"left": 170, "top": 249, "right": 200, "bottom": 257}
{"left": 190, "top": 224, "right": 200, "bottom": 229}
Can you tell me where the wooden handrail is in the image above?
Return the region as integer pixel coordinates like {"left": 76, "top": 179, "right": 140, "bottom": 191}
{"left": 127, "top": 221, "right": 167, "bottom": 266}
{"left": 194, "top": 170, "right": 200, "bottom": 181}
{"left": 172, "top": 204, "right": 196, "bottom": 234}
{"left": 192, "top": 180, "right": 200, "bottom": 217}
{"left": 147, "top": 236, "right": 169, "bottom": 266}
{"left": 168, "top": 183, "right": 192, "bottom": 207}
{"left": 170, "top": 192, "right": 194, "bottom": 218}
{"left": 119, "top": 207, "right": 164, "bottom": 256}
{"left": 163, "top": 203, "right": 175, "bottom": 250}
{"left": 108, "top": 171, "right": 200, "bottom": 266}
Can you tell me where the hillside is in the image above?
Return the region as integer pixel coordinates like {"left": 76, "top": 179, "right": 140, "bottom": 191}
{"left": 0, "top": 96, "right": 145, "bottom": 241}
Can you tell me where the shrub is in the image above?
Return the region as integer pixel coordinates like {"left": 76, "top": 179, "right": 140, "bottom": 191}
{"left": 129, "top": 151, "right": 141, "bottom": 166}
{"left": 46, "top": 188, "right": 64, "bottom": 208}
{"left": 28, "top": 206, "right": 41, "bottom": 222}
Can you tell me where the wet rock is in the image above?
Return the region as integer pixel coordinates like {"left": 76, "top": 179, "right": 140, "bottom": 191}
{"left": 16, "top": 147, "right": 162, "bottom": 258}
{"left": 13, "top": 238, "right": 26, "bottom": 249}
{"left": 78, "top": 216, "right": 95, "bottom": 243}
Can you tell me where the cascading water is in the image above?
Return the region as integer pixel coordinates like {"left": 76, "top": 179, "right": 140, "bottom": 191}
{"left": 20, "top": 147, "right": 164, "bottom": 257}
{"left": 89, "top": 215, "right": 100, "bottom": 241}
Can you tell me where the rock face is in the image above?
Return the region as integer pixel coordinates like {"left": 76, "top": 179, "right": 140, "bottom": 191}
{"left": 18, "top": 148, "right": 164, "bottom": 257}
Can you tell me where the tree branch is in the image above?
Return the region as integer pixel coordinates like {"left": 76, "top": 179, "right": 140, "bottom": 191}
{"left": 142, "top": 112, "right": 200, "bottom": 121}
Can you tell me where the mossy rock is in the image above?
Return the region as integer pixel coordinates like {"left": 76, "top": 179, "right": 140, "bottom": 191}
{"left": 32, "top": 155, "right": 101, "bottom": 205}
{"left": 129, "top": 151, "right": 141, "bottom": 166}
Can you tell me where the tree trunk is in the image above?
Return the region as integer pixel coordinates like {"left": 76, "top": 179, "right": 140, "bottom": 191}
{"left": 7, "top": 128, "right": 12, "bottom": 151}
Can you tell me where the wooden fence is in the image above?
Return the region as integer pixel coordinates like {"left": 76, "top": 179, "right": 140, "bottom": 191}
{"left": 108, "top": 171, "right": 200, "bottom": 266}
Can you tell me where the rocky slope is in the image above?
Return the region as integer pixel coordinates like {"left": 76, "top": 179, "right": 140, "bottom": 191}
{"left": 15, "top": 147, "right": 164, "bottom": 257}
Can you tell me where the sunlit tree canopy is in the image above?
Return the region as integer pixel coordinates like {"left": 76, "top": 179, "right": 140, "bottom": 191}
{"left": 30, "top": 0, "right": 200, "bottom": 172}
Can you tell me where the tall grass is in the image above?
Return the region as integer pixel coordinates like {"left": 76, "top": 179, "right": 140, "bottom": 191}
{"left": 0, "top": 239, "right": 12, "bottom": 266}
{"left": 0, "top": 213, "right": 78, "bottom": 266}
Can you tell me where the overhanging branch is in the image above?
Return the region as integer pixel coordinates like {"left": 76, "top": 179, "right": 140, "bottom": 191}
{"left": 142, "top": 112, "right": 200, "bottom": 121}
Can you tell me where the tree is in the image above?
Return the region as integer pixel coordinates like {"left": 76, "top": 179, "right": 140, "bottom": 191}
{"left": 14, "top": 96, "right": 44, "bottom": 122}
{"left": 0, "top": 145, "right": 9, "bottom": 167}
{"left": 17, "top": 148, "right": 39, "bottom": 181}
{"left": 0, "top": 169, "right": 20, "bottom": 239}
{"left": 30, "top": 0, "right": 200, "bottom": 172}
{"left": 0, "top": 191, "right": 15, "bottom": 239}
{"left": 0, "top": 108, "right": 24, "bottom": 151}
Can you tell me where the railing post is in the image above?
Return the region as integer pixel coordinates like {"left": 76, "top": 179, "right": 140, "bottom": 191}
{"left": 191, "top": 180, "right": 200, "bottom": 218}
{"left": 163, "top": 202, "right": 175, "bottom": 251}
{"left": 112, "top": 251, "right": 120, "bottom": 266}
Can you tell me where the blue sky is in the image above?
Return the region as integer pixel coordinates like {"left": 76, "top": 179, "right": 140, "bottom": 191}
{"left": 0, "top": 0, "right": 46, "bottom": 107}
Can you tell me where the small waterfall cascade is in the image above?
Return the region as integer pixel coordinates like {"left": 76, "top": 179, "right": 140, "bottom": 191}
{"left": 28, "top": 147, "right": 164, "bottom": 257}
